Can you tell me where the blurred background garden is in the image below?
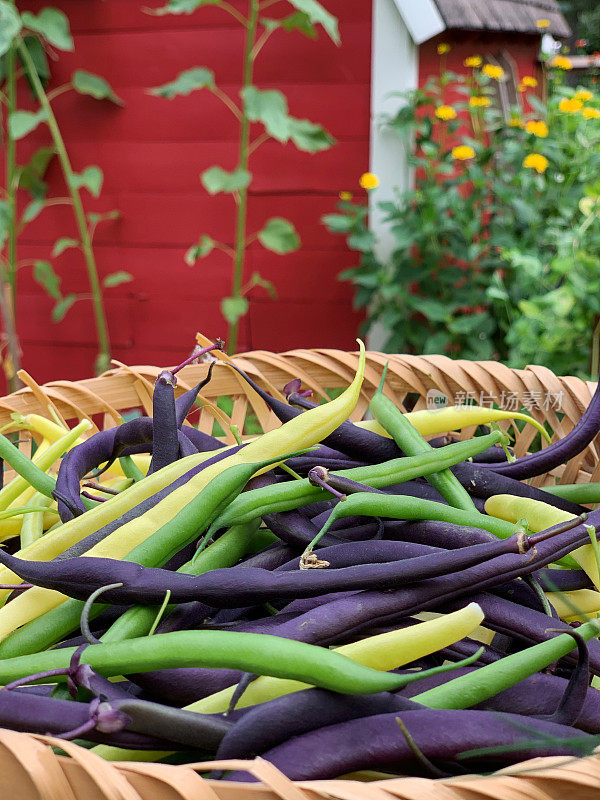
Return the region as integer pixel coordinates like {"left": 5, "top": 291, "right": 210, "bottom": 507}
{"left": 1, "top": 0, "right": 600, "bottom": 393}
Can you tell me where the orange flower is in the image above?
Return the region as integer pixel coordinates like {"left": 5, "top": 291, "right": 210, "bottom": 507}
{"left": 437, "top": 43, "right": 450, "bottom": 54}
{"left": 525, "top": 120, "right": 549, "bottom": 137}
{"left": 435, "top": 105, "right": 457, "bottom": 120}
{"left": 551, "top": 55, "right": 573, "bottom": 70}
{"left": 359, "top": 172, "right": 379, "bottom": 190}
{"left": 482, "top": 64, "right": 504, "bottom": 80}
{"left": 464, "top": 56, "right": 482, "bottom": 67}
{"left": 523, "top": 153, "right": 549, "bottom": 173}
{"left": 469, "top": 96, "right": 491, "bottom": 107}
{"left": 559, "top": 97, "right": 583, "bottom": 113}
{"left": 452, "top": 145, "right": 475, "bottom": 160}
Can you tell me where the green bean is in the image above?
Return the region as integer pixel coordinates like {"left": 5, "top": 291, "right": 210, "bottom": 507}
{"left": 0, "top": 522, "right": 256, "bottom": 657}
{"left": 303, "top": 492, "right": 519, "bottom": 558}
{"left": 101, "top": 520, "right": 259, "bottom": 643}
{"left": 0, "top": 629, "right": 481, "bottom": 695}
{"left": 370, "top": 363, "right": 476, "bottom": 511}
{"left": 118, "top": 456, "right": 144, "bottom": 482}
{"left": 543, "top": 483, "right": 600, "bottom": 505}
{"left": 413, "top": 619, "right": 600, "bottom": 709}
{"left": 208, "top": 430, "right": 506, "bottom": 536}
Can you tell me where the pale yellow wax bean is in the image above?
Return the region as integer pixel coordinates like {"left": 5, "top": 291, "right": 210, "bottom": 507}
{"left": 413, "top": 611, "right": 495, "bottom": 645}
{"left": 356, "top": 407, "right": 550, "bottom": 442}
{"left": 0, "top": 346, "right": 368, "bottom": 634}
{"left": 0, "top": 421, "right": 92, "bottom": 512}
{"left": 547, "top": 589, "right": 600, "bottom": 620}
{"left": 484, "top": 494, "right": 599, "bottom": 586}
{"left": 0, "top": 449, "right": 224, "bottom": 593}
{"left": 93, "top": 602, "right": 484, "bottom": 763}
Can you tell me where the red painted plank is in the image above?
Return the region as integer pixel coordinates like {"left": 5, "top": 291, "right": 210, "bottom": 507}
{"left": 27, "top": 24, "right": 370, "bottom": 88}
{"left": 19, "top": 0, "right": 370, "bottom": 34}
{"left": 46, "top": 83, "right": 370, "bottom": 144}
{"left": 20, "top": 193, "right": 351, "bottom": 250}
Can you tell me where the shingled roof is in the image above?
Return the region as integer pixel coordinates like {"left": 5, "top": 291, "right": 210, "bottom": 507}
{"left": 433, "top": 0, "right": 571, "bottom": 38}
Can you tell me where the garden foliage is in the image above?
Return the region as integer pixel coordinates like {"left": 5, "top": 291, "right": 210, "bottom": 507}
{"left": 325, "top": 55, "right": 600, "bottom": 377}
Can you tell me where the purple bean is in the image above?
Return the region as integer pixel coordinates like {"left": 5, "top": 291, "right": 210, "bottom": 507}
{"left": 236, "top": 710, "right": 593, "bottom": 780}
{"left": 216, "top": 688, "right": 422, "bottom": 760}
{"left": 0, "top": 530, "right": 539, "bottom": 607}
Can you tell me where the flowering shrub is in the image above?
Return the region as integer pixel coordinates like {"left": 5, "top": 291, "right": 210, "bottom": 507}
{"left": 325, "top": 54, "right": 600, "bottom": 377}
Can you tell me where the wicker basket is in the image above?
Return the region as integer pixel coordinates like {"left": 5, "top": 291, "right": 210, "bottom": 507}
{"left": 1, "top": 339, "right": 600, "bottom": 799}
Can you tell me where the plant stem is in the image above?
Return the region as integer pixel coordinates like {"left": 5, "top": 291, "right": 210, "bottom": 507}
{"left": 2, "top": 42, "right": 21, "bottom": 392}
{"left": 17, "top": 40, "right": 111, "bottom": 375}
{"left": 227, "top": 0, "right": 259, "bottom": 356}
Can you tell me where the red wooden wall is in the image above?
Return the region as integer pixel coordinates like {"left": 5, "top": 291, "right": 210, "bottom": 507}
{"left": 420, "top": 31, "right": 544, "bottom": 97}
{"left": 4, "top": 0, "right": 370, "bottom": 388}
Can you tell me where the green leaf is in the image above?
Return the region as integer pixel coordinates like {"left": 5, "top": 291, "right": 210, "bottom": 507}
{"left": 0, "top": 201, "right": 11, "bottom": 251}
{"left": 246, "top": 271, "right": 277, "bottom": 299}
{"left": 149, "top": 0, "right": 222, "bottom": 15}
{"left": 33, "top": 260, "right": 61, "bottom": 300}
{"left": 69, "top": 166, "right": 103, "bottom": 197}
{"left": 21, "top": 8, "right": 73, "bottom": 51}
{"left": 151, "top": 67, "right": 214, "bottom": 98}
{"left": 22, "top": 198, "right": 45, "bottom": 224}
{"left": 257, "top": 217, "right": 300, "bottom": 254}
{"left": 52, "top": 294, "right": 77, "bottom": 322}
{"left": 221, "top": 296, "right": 248, "bottom": 325}
{"left": 21, "top": 35, "right": 50, "bottom": 87}
{"left": 18, "top": 146, "right": 55, "bottom": 197}
{"left": 72, "top": 70, "right": 124, "bottom": 106}
{"left": 0, "top": 2, "right": 21, "bottom": 58}
{"left": 322, "top": 213, "right": 353, "bottom": 233}
{"left": 185, "top": 235, "right": 216, "bottom": 265}
{"left": 242, "top": 87, "right": 334, "bottom": 151}
{"left": 243, "top": 87, "right": 291, "bottom": 141}
{"left": 285, "top": 0, "right": 339, "bottom": 44}
{"left": 9, "top": 109, "right": 47, "bottom": 140}
{"left": 288, "top": 118, "right": 335, "bottom": 152}
{"left": 52, "top": 238, "right": 78, "bottom": 257}
{"left": 261, "top": 12, "right": 317, "bottom": 38}
{"left": 103, "top": 271, "right": 133, "bottom": 288}
{"left": 201, "top": 166, "right": 251, "bottom": 195}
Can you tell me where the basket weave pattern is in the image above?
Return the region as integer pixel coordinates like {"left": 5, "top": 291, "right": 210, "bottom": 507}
{"left": 0, "top": 344, "right": 599, "bottom": 798}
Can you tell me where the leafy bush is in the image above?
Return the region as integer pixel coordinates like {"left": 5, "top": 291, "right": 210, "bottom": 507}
{"left": 325, "top": 55, "right": 600, "bottom": 377}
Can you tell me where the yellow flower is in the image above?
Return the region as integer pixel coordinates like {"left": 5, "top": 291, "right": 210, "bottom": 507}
{"left": 469, "top": 96, "right": 491, "bottom": 107}
{"left": 437, "top": 43, "right": 450, "bottom": 54}
{"left": 559, "top": 97, "right": 583, "bottom": 113}
{"left": 522, "top": 76, "right": 538, "bottom": 88}
{"left": 452, "top": 145, "right": 475, "bottom": 161}
{"left": 536, "top": 18, "right": 550, "bottom": 28}
{"left": 359, "top": 172, "right": 379, "bottom": 190}
{"left": 582, "top": 107, "right": 600, "bottom": 119}
{"left": 464, "top": 56, "right": 482, "bottom": 67}
{"left": 551, "top": 55, "right": 573, "bottom": 70}
{"left": 508, "top": 117, "right": 523, "bottom": 128}
{"left": 339, "top": 191, "right": 352, "bottom": 201}
{"left": 518, "top": 83, "right": 527, "bottom": 92}
{"left": 435, "top": 105, "right": 457, "bottom": 120}
{"left": 525, "top": 120, "right": 549, "bottom": 137}
{"left": 575, "top": 89, "right": 594, "bottom": 102}
{"left": 523, "top": 153, "right": 549, "bottom": 173}
{"left": 482, "top": 64, "right": 504, "bottom": 80}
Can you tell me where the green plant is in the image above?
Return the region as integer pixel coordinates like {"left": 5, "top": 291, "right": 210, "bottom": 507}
{"left": 0, "top": 2, "right": 131, "bottom": 383}
{"left": 325, "top": 55, "right": 600, "bottom": 377}
{"left": 149, "top": 0, "right": 337, "bottom": 354}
